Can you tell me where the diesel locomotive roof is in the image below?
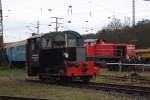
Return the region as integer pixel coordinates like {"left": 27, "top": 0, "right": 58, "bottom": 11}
{"left": 41, "top": 30, "right": 83, "bottom": 40}
{"left": 28, "top": 30, "right": 83, "bottom": 40}
{"left": 63, "top": 30, "right": 83, "bottom": 39}
{"left": 28, "top": 30, "right": 84, "bottom": 46}
{"left": 27, "top": 34, "right": 44, "bottom": 39}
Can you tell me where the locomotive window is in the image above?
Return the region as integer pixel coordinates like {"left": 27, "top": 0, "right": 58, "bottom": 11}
{"left": 42, "top": 38, "right": 51, "bottom": 48}
{"left": 31, "top": 40, "right": 35, "bottom": 51}
{"left": 76, "top": 47, "right": 86, "bottom": 62}
{"left": 68, "top": 47, "right": 76, "bottom": 61}
{"left": 68, "top": 39, "right": 76, "bottom": 47}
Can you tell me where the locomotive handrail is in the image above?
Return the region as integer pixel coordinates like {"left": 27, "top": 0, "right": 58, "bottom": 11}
{"left": 106, "top": 63, "right": 150, "bottom": 72}
{"left": 106, "top": 63, "right": 150, "bottom": 66}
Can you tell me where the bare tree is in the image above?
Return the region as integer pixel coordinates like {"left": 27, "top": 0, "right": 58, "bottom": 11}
{"left": 106, "top": 17, "right": 123, "bottom": 31}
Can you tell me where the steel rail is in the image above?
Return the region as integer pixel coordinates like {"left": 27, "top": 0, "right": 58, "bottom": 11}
{"left": 66, "top": 82, "right": 150, "bottom": 95}
{"left": 26, "top": 79, "right": 150, "bottom": 96}
{"left": 0, "top": 96, "right": 48, "bottom": 100}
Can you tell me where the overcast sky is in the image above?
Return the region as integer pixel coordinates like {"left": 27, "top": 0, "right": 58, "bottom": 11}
{"left": 2, "top": 0, "right": 150, "bottom": 42}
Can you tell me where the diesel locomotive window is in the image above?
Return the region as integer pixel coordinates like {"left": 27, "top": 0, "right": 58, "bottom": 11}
{"left": 67, "top": 47, "right": 76, "bottom": 61}
{"left": 42, "top": 38, "right": 52, "bottom": 48}
{"left": 76, "top": 47, "right": 86, "bottom": 62}
{"left": 68, "top": 39, "right": 76, "bottom": 47}
{"left": 31, "top": 40, "right": 34, "bottom": 51}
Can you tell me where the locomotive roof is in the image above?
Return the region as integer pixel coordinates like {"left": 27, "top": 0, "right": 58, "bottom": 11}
{"left": 28, "top": 30, "right": 83, "bottom": 40}
{"left": 28, "top": 34, "right": 44, "bottom": 39}
{"left": 96, "top": 42, "right": 135, "bottom": 46}
{"left": 84, "top": 39, "right": 97, "bottom": 43}
{"left": 42, "top": 30, "right": 82, "bottom": 39}
{"left": 63, "top": 30, "right": 83, "bottom": 39}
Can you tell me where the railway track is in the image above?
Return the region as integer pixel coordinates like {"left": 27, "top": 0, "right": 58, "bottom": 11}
{"left": 63, "top": 82, "right": 150, "bottom": 96}
{"left": 89, "top": 82, "right": 150, "bottom": 95}
{"left": 26, "top": 79, "right": 150, "bottom": 96}
{"left": 100, "top": 74, "right": 150, "bottom": 83}
{"left": 0, "top": 96, "right": 48, "bottom": 100}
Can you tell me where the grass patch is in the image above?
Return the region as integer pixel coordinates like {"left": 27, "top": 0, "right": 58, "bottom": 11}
{"left": 0, "top": 67, "right": 134, "bottom": 100}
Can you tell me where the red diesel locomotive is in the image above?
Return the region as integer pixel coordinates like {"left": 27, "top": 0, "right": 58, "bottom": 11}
{"left": 26, "top": 31, "right": 99, "bottom": 82}
{"left": 85, "top": 38, "right": 136, "bottom": 70}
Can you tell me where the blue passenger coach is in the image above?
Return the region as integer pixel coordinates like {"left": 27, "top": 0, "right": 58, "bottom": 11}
{"left": 5, "top": 40, "right": 27, "bottom": 67}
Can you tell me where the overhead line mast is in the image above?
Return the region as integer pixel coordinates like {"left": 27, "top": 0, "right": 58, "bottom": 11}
{"left": 0, "top": 0, "right": 3, "bottom": 54}
{"left": 132, "top": 0, "right": 136, "bottom": 42}
{"left": 51, "top": 17, "right": 63, "bottom": 32}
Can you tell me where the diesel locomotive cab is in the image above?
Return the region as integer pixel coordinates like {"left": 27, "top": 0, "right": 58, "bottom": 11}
{"left": 27, "top": 31, "right": 99, "bottom": 81}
